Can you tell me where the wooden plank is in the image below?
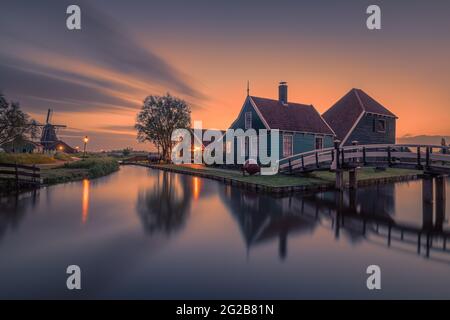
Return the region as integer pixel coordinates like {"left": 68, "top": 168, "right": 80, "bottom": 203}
{"left": 0, "top": 163, "right": 40, "bottom": 171}
{"left": 0, "top": 169, "right": 40, "bottom": 178}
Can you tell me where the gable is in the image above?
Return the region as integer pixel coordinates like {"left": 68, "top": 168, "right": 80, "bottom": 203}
{"left": 322, "top": 88, "right": 397, "bottom": 144}
{"left": 230, "top": 97, "right": 268, "bottom": 130}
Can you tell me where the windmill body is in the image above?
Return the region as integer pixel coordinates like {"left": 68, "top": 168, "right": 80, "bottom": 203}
{"left": 37, "top": 109, "right": 77, "bottom": 153}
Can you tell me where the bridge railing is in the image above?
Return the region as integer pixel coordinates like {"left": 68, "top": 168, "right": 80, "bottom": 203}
{"left": 278, "top": 144, "right": 450, "bottom": 173}
{"left": 278, "top": 147, "right": 335, "bottom": 173}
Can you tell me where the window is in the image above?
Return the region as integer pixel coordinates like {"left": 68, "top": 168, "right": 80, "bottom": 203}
{"left": 315, "top": 136, "right": 324, "bottom": 150}
{"left": 374, "top": 119, "right": 386, "bottom": 133}
{"left": 283, "top": 134, "right": 293, "bottom": 157}
{"left": 245, "top": 112, "right": 252, "bottom": 129}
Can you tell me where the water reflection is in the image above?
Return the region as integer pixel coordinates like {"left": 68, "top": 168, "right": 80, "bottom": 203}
{"left": 82, "top": 179, "right": 90, "bottom": 224}
{"left": 0, "top": 191, "right": 39, "bottom": 241}
{"left": 0, "top": 167, "right": 449, "bottom": 298}
{"left": 220, "top": 179, "right": 449, "bottom": 262}
{"left": 136, "top": 171, "right": 193, "bottom": 236}
{"left": 221, "top": 185, "right": 317, "bottom": 260}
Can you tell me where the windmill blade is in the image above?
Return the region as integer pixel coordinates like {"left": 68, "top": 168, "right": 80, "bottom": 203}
{"left": 46, "top": 108, "right": 53, "bottom": 124}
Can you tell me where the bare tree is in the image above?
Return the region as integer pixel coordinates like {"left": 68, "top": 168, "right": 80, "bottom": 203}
{"left": 135, "top": 93, "right": 191, "bottom": 162}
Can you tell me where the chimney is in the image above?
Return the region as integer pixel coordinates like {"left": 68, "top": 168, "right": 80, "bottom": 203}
{"left": 278, "top": 81, "right": 288, "bottom": 105}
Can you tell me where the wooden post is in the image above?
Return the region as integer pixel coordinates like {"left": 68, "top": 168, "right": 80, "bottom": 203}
{"left": 315, "top": 151, "right": 319, "bottom": 168}
{"left": 335, "top": 170, "right": 344, "bottom": 190}
{"left": 331, "top": 149, "right": 334, "bottom": 162}
{"left": 362, "top": 147, "right": 367, "bottom": 165}
{"left": 288, "top": 159, "right": 292, "bottom": 174}
{"left": 341, "top": 148, "right": 345, "bottom": 167}
{"left": 435, "top": 176, "right": 446, "bottom": 232}
{"left": 417, "top": 146, "right": 421, "bottom": 167}
{"left": 426, "top": 147, "right": 430, "bottom": 168}
{"left": 336, "top": 149, "right": 340, "bottom": 169}
{"left": 387, "top": 146, "right": 392, "bottom": 166}
{"left": 301, "top": 155, "right": 305, "bottom": 170}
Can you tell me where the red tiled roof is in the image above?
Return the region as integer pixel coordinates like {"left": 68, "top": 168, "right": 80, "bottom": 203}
{"left": 322, "top": 88, "right": 396, "bottom": 141}
{"left": 250, "top": 96, "right": 334, "bottom": 135}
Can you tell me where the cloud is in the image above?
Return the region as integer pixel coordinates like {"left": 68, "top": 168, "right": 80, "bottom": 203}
{"left": 0, "top": 0, "right": 205, "bottom": 115}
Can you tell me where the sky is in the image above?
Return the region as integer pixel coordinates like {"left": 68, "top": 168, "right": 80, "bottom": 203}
{"left": 1, "top": 0, "right": 449, "bottom": 151}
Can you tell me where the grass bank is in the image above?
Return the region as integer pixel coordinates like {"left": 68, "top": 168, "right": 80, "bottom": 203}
{"left": 146, "top": 164, "right": 422, "bottom": 192}
{"left": 0, "top": 153, "right": 57, "bottom": 165}
{"left": 41, "top": 157, "right": 119, "bottom": 185}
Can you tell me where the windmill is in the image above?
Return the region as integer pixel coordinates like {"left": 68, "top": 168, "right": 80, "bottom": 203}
{"left": 36, "top": 109, "right": 76, "bottom": 153}
{"left": 38, "top": 109, "right": 67, "bottom": 147}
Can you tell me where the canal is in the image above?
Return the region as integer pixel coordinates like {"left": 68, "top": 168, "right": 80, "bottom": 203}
{"left": 0, "top": 166, "right": 449, "bottom": 299}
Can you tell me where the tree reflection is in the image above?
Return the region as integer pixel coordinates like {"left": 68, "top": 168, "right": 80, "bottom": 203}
{"left": 136, "top": 171, "right": 192, "bottom": 236}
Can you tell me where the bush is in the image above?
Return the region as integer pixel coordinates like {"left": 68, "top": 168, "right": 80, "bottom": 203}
{"left": 63, "top": 157, "right": 119, "bottom": 179}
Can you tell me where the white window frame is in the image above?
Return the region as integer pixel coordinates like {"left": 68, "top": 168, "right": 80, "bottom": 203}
{"left": 315, "top": 136, "right": 324, "bottom": 150}
{"left": 282, "top": 134, "right": 293, "bottom": 158}
{"left": 245, "top": 112, "right": 252, "bottom": 129}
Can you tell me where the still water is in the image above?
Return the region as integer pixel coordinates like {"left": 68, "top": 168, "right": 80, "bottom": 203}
{"left": 0, "top": 166, "right": 449, "bottom": 299}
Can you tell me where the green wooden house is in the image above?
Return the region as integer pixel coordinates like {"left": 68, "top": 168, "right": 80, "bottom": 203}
{"left": 229, "top": 82, "right": 335, "bottom": 161}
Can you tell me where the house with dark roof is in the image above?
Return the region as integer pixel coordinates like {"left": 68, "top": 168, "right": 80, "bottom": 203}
{"left": 322, "top": 88, "right": 397, "bottom": 147}
{"left": 230, "top": 82, "right": 335, "bottom": 160}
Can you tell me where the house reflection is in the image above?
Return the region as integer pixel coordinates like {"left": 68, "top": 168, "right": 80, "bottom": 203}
{"left": 220, "top": 185, "right": 318, "bottom": 260}
{"left": 220, "top": 180, "right": 449, "bottom": 261}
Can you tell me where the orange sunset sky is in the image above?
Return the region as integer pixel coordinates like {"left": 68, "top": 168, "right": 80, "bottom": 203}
{"left": 1, "top": 0, "right": 449, "bottom": 150}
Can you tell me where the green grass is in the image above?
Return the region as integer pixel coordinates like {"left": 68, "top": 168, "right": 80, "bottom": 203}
{"left": 154, "top": 164, "right": 422, "bottom": 188}
{"left": 53, "top": 152, "right": 73, "bottom": 161}
{"left": 42, "top": 157, "right": 119, "bottom": 185}
{"left": 0, "top": 153, "right": 56, "bottom": 165}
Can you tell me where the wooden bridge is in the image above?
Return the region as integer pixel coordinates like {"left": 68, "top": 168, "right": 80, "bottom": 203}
{"left": 278, "top": 144, "right": 450, "bottom": 189}
{"left": 278, "top": 144, "right": 450, "bottom": 174}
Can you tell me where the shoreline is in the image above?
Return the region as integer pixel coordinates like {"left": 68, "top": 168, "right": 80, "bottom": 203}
{"left": 0, "top": 157, "right": 119, "bottom": 196}
{"left": 121, "top": 162, "right": 423, "bottom": 195}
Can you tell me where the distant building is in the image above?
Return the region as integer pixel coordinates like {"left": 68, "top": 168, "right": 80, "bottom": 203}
{"left": 230, "top": 82, "right": 335, "bottom": 160}
{"left": 322, "top": 88, "right": 397, "bottom": 147}
{"left": 1, "top": 138, "right": 43, "bottom": 153}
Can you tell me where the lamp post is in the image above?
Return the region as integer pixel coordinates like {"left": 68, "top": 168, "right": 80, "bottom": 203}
{"left": 83, "top": 136, "right": 89, "bottom": 159}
